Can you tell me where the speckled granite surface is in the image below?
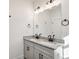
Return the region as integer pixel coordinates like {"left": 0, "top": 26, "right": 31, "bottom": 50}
{"left": 23, "top": 36, "right": 64, "bottom": 50}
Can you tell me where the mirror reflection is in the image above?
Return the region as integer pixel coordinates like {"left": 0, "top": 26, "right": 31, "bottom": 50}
{"left": 33, "top": 2, "right": 69, "bottom": 39}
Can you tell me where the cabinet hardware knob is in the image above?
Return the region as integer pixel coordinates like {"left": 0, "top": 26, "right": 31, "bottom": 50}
{"left": 39, "top": 53, "right": 43, "bottom": 59}
{"left": 27, "top": 46, "right": 30, "bottom": 51}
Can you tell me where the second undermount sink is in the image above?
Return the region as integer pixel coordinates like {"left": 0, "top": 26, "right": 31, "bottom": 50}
{"left": 30, "top": 38, "right": 59, "bottom": 45}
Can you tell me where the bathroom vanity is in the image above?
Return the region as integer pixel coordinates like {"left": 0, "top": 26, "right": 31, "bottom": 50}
{"left": 23, "top": 36, "right": 64, "bottom": 59}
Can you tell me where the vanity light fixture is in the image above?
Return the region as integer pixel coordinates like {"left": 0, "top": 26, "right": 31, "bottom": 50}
{"left": 9, "top": 15, "right": 11, "bottom": 18}
{"left": 50, "top": 0, "right": 53, "bottom": 3}
{"left": 35, "top": 24, "right": 39, "bottom": 28}
{"left": 27, "top": 24, "right": 31, "bottom": 28}
{"left": 37, "top": 6, "right": 40, "bottom": 9}
{"left": 34, "top": 0, "right": 61, "bottom": 14}
{"left": 46, "top": 1, "right": 49, "bottom": 5}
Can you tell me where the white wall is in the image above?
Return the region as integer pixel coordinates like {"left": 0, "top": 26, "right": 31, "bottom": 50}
{"left": 61, "top": 0, "right": 69, "bottom": 59}
{"left": 61, "top": 0, "right": 69, "bottom": 38}
{"left": 9, "top": 0, "right": 33, "bottom": 59}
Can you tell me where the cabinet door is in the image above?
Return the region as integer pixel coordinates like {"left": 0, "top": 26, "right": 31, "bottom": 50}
{"left": 41, "top": 52, "right": 53, "bottom": 59}
{"left": 34, "top": 48, "right": 53, "bottom": 59}
{"left": 24, "top": 44, "right": 34, "bottom": 59}
{"left": 34, "top": 49, "right": 39, "bottom": 59}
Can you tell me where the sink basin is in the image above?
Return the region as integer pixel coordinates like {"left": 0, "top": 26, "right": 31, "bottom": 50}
{"left": 30, "top": 38, "right": 60, "bottom": 46}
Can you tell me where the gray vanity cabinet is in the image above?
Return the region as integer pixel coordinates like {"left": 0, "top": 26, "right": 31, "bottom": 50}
{"left": 24, "top": 39, "right": 54, "bottom": 59}
{"left": 34, "top": 43, "right": 54, "bottom": 59}
{"left": 34, "top": 47, "right": 53, "bottom": 59}
{"left": 24, "top": 40, "right": 34, "bottom": 59}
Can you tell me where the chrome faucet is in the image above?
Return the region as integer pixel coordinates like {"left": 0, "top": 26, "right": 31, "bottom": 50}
{"left": 35, "top": 33, "right": 42, "bottom": 39}
{"left": 48, "top": 32, "right": 55, "bottom": 42}
{"left": 39, "top": 33, "right": 42, "bottom": 37}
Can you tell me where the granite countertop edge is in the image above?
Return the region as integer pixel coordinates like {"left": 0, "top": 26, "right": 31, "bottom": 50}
{"left": 23, "top": 36, "right": 64, "bottom": 50}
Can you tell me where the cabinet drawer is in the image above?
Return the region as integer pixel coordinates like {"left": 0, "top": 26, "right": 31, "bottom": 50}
{"left": 24, "top": 39, "right": 34, "bottom": 46}
{"left": 24, "top": 44, "right": 34, "bottom": 59}
{"left": 34, "top": 48, "right": 53, "bottom": 59}
{"left": 34, "top": 43, "right": 54, "bottom": 57}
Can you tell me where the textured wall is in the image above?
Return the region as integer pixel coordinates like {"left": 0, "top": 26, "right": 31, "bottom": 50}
{"left": 9, "top": 0, "right": 33, "bottom": 59}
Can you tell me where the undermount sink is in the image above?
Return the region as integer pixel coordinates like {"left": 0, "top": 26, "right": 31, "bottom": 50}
{"left": 30, "top": 38, "right": 58, "bottom": 45}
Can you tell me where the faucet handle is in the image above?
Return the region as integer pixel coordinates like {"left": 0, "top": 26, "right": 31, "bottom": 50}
{"left": 48, "top": 35, "right": 51, "bottom": 39}
{"left": 53, "top": 35, "right": 55, "bottom": 37}
{"left": 53, "top": 34, "right": 55, "bottom": 40}
{"left": 39, "top": 33, "right": 42, "bottom": 36}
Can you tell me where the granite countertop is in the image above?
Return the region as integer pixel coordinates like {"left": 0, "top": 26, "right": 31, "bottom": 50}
{"left": 23, "top": 36, "right": 64, "bottom": 50}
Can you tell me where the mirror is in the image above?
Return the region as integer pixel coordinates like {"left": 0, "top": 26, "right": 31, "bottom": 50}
{"left": 33, "top": 2, "right": 69, "bottom": 39}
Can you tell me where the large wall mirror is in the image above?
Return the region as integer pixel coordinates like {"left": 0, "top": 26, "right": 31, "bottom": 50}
{"left": 33, "top": 0, "right": 69, "bottom": 39}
